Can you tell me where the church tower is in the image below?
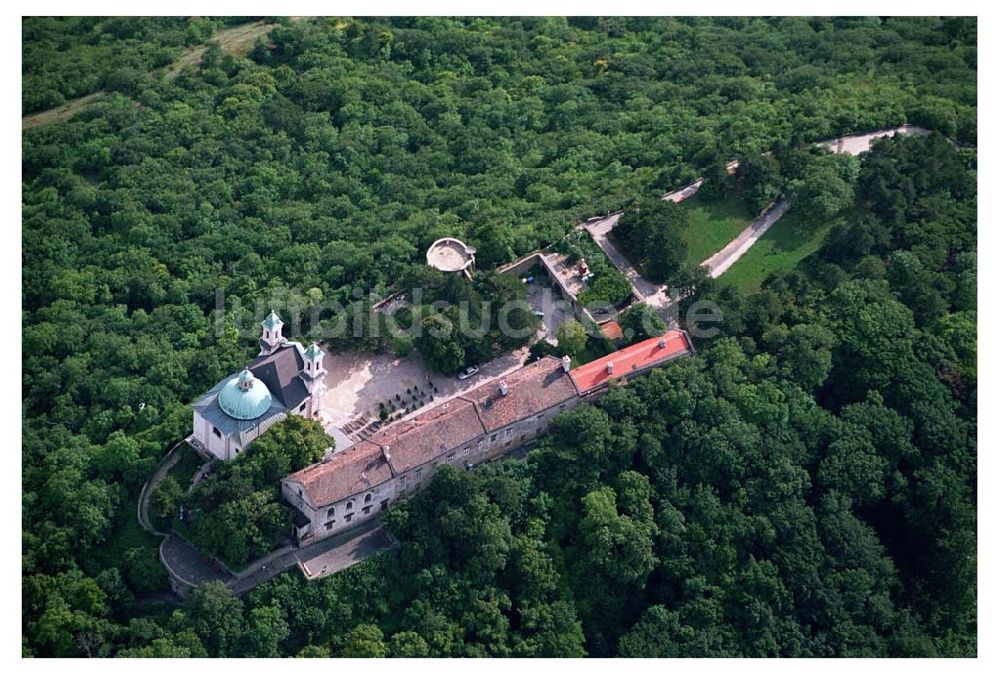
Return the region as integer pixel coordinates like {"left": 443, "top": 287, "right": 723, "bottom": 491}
{"left": 300, "top": 342, "right": 328, "bottom": 418}
{"left": 259, "top": 310, "right": 286, "bottom": 355}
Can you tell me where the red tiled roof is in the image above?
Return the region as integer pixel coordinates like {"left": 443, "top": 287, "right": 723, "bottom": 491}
{"left": 570, "top": 330, "right": 692, "bottom": 393}
{"left": 600, "top": 320, "right": 624, "bottom": 341}
{"left": 286, "top": 335, "right": 693, "bottom": 509}
{"left": 286, "top": 443, "right": 393, "bottom": 508}
{"left": 364, "top": 397, "right": 486, "bottom": 473}
{"left": 460, "top": 356, "right": 578, "bottom": 432}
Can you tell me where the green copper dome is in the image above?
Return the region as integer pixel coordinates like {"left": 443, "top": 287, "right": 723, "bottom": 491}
{"left": 218, "top": 368, "right": 273, "bottom": 420}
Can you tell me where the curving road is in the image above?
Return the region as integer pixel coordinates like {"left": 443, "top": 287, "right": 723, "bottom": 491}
{"left": 583, "top": 213, "right": 671, "bottom": 317}
{"left": 700, "top": 125, "right": 934, "bottom": 277}
{"left": 585, "top": 125, "right": 938, "bottom": 293}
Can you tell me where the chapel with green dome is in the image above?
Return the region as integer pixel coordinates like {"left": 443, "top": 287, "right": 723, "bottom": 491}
{"left": 190, "top": 311, "right": 328, "bottom": 461}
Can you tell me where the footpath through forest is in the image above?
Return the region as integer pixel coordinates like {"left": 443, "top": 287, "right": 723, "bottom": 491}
{"left": 22, "top": 18, "right": 305, "bottom": 130}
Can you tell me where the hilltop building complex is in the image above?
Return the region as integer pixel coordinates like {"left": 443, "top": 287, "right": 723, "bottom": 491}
{"left": 188, "top": 311, "right": 693, "bottom": 546}
{"left": 280, "top": 329, "right": 693, "bottom": 544}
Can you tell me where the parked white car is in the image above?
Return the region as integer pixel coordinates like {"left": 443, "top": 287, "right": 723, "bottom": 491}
{"left": 457, "top": 365, "right": 480, "bottom": 380}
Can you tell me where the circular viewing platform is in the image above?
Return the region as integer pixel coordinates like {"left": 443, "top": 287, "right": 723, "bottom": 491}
{"left": 426, "top": 237, "right": 476, "bottom": 273}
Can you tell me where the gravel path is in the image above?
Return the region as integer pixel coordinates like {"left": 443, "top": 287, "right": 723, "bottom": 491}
{"left": 583, "top": 213, "right": 671, "bottom": 316}
{"left": 815, "top": 125, "right": 932, "bottom": 156}
{"left": 701, "top": 198, "right": 790, "bottom": 278}
{"left": 587, "top": 125, "right": 938, "bottom": 292}
{"left": 137, "top": 440, "right": 187, "bottom": 535}
{"left": 701, "top": 125, "right": 932, "bottom": 277}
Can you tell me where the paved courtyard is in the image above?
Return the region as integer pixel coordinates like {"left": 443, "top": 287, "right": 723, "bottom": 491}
{"left": 526, "top": 279, "right": 569, "bottom": 345}
{"left": 297, "top": 520, "right": 398, "bottom": 580}
{"left": 318, "top": 346, "right": 530, "bottom": 443}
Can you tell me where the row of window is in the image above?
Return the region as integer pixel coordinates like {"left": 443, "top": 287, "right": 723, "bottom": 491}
{"left": 327, "top": 492, "right": 373, "bottom": 517}
{"left": 322, "top": 499, "right": 390, "bottom": 530}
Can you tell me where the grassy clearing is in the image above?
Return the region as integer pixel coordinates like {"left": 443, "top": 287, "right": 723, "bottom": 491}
{"left": 22, "top": 92, "right": 106, "bottom": 130}
{"left": 679, "top": 194, "right": 754, "bottom": 266}
{"left": 721, "top": 207, "right": 836, "bottom": 294}
{"left": 168, "top": 443, "right": 207, "bottom": 489}
{"left": 608, "top": 193, "right": 753, "bottom": 275}
{"left": 164, "top": 19, "right": 298, "bottom": 80}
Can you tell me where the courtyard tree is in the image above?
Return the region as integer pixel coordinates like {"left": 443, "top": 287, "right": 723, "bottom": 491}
{"left": 617, "top": 303, "right": 667, "bottom": 345}
{"left": 556, "top": 318, "right": 588, "bottom": 358}
{"left": 736, "top": 153, "right": 784, "bottom": 214}
{"left": 247, "top": 415, "right": 332, "bottom": 478}
{"left": 614, "top": 198, "right": 689, "bottom": 283}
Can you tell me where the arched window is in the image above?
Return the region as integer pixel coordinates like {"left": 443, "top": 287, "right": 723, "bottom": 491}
{"left": 345, "top": 500, "right": 354, "bottom": 511}
{"left": 364, "top": 493, "right": 373, "bottom": 504}
{"left": 327, "top": 507, "right": 335, "bottom": 518}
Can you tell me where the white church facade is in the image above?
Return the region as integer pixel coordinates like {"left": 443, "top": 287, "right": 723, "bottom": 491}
{"left": 189, "top": 311, "right": 328, "bottom": 461}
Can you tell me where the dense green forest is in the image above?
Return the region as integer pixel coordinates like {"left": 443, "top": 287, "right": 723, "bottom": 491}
{"left": 22, "top": 17, "right": 975, "bottom": 657}
{"left": 22, "top": 17, "right": 250, "bottom": 113}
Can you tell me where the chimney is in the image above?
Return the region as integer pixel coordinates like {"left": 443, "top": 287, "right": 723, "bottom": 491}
{"left": 606, "top": 361, "right": 614, "bottom": 375}
{"left": 658, "top": 337, "right": 667, "bottom": 348}
{"left": 381, "top": 445, "right": 391, "bottom": 463}
{"left": 561, "top": 355, "right": 571, "bottom": 372}
{"left": 499, "top": 380, "right": 509, "bottom": 396}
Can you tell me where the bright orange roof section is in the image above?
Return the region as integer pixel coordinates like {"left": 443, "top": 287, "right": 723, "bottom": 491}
{"left": 570, "top": 330, "right": 692, "bottom": 394}
{"left": 600, "top": 320, "right": 624, "bottom": 341}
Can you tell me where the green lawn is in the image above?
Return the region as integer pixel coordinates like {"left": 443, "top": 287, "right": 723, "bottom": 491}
{"left": 167, "top": 442, "right": 207, "bottom": 489}
{"left": 679, "top": 194, "right": 754, "bottom": 266}
{"left": 721, "top": 207, "right": 837, "bottom": 294}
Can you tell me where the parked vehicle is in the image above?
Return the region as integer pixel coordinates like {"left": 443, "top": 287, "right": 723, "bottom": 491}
{"left": 457, "top": 365, "right": 480, "bottom": 380}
